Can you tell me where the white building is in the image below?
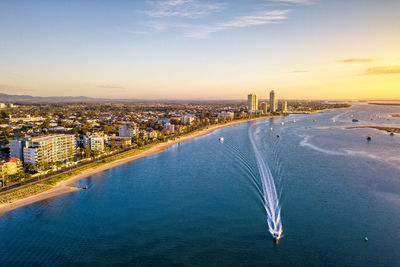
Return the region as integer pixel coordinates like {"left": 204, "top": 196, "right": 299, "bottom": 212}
{"left": 261, "top": 102, "right": 268, "bottom": 114}
{"left": 164, "top": 123, "right": 175, "bottom": 133}
{"left": 107, "top": 136, "right": 132, "bottom": 147}
{"left": 281, "top": 101, "right": 288, "bottom": 113}
{"left": 248, "top": 93, "right": 258, "bottom": 112}
{"left": 218, "top": 111, "right": 235, "bottom": 120}
{"left": 0, "top": 103, "right": 6, "bottom": 109}
{"left": 181, "top": 115, "right": 195, "bottom": 125}
{"left": 269, "top": 90, "right": 278, "bottom": 113}
{"left": 83, "top": 134, "right": 105, "bottom": 152}
{"left": 9, "top": 115, "right": 44, "bottom": 122}
{"left": 23, "top": 134, "right": 76, "bottom": 166}
{"left": 119, "top": 123, "right": 137, "bottom": 138}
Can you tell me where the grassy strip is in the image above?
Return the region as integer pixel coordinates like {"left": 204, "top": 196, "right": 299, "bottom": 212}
{"left": 0, "top": 184, "right": 52, "bottom": 204}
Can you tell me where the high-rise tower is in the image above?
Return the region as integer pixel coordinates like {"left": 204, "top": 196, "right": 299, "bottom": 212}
{"left": 269, "top": 90, "right": 277, "bottom": 113}
{"left": 248, "top": 93, "right": 258, "bottom": 112}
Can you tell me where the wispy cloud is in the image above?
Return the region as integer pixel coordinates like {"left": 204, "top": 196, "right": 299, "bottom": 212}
{"left": 135, "top": 0, "right": 310, "bottom": 38}
{"left": 337, "top": 58, "right": 376, "bottom": 63}
{"left": 98, "top": 85, "right": 126, "bottom": 90}
{"left": 144, "top": 0, "right": 227, "bottom": 18}
{"left": 117, "top": 28, "right": 150, "bottom": 35}
{"left": 364, "top": 65, "right": 400, "bottom": 75}
{"left": 266, "top": 0, "right": 313, "bottom": 4}
{"left": 185, "top": 9, "right": 291, "bottom": 38}
{"left": 290, "top": 70, "right": 309, "bottom": 73}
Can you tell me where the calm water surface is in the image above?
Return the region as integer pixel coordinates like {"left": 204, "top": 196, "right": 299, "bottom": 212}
{"left": 0, "top": 103, "right": 399, "bottom": 266}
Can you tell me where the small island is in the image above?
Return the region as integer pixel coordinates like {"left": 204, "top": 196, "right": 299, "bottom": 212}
{"left": 346, "top": 125, "right": 400, "bottom": 133}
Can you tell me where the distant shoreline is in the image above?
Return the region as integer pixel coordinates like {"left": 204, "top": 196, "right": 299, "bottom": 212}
{"left": 0, "top": 116, "right": 281, "bottom": 216}
{"left": 345, "top": 125, "right": 400, "bottom": 133}
{"left": 369, "top": 103, "right": 400, "bottom": 106}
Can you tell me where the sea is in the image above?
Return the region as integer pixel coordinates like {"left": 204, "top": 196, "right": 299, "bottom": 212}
{"left": 0, "top": 103, "right": 399, "bottom": 266}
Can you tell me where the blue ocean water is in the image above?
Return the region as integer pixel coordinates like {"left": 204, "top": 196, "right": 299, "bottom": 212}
{"left": 0, "top": 103, "right": 399, "bottom": 266}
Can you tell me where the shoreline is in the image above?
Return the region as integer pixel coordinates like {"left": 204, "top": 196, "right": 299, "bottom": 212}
{"left": 0, "top": 116, "right": 277, "bottom": 216}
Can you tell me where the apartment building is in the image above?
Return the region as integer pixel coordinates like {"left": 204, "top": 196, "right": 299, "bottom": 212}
{"left": 83, "top": 134, "right": 105, "bottom": 152}
{"left": 22, "top": 134, "right": 76, "bottom": 166}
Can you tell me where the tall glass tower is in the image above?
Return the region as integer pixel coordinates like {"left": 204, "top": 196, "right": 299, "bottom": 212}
{"left": 248, "top": 93, "right": 258, "bottom": 112}
{"left": 269, "top": 90, "right": 277, "bottom": 113}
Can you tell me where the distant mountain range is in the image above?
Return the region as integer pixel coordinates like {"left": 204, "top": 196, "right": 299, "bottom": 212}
{"left": 0, "top": 93, "right": 107, "bottom": 102}
{"left": 0, "top": 93, "right": 246, "bottom": 104}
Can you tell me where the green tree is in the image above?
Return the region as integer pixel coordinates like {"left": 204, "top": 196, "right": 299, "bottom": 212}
{"left": 41, "top": 119, "right": 50, "bottom": 129}
{"left": 84, "top": 146, "right": 92, "bottom": 158}
{"left": 24, "top": 163, "right": 37, "bottom": 174}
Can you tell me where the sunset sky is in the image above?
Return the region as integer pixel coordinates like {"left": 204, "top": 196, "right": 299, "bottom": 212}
{"left": 0, "top": 0, "right": 399, "bottom": 100}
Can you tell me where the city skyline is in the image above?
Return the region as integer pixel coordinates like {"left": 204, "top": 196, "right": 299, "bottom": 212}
{"left": 1, "top": 0, "right": 400, "bottom": 100}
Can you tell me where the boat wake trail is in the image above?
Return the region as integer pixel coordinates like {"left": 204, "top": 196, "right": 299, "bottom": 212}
{"left": 249, "top": 124, "right": 283, "bottom": 240}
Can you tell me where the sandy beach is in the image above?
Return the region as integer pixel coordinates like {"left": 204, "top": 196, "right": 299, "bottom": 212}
{"left": 0, "top": 117, "right": 272, "bottom": 216}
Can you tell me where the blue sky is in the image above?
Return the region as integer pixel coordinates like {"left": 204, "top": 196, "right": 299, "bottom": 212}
{"left": 0, "top": 0, "right": 399, "bottom": 99}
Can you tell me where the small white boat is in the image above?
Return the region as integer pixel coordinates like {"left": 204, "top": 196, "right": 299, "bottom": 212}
{"left": 280, "top": 122, "right": 285, "bottom": 125}
{"left": 219, "top": 137, "right": 224, "bottom": 143}
{"left": 293, "top": 120, "right": 296, "bottom": 123}
{"left": 270, "top": 127, "right": 273, "bottom": 131}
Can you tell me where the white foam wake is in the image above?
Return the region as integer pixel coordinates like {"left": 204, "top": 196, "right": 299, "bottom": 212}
{"left": 249, "top": 125, "right": 283, "bottom": 239}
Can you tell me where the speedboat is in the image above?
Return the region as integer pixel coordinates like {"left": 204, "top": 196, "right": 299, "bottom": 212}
{"left": 219, "top": 137, "right": 224, "bottom": 143}
{"left": 272, "top": 232, "right": 281, "bottom": 242}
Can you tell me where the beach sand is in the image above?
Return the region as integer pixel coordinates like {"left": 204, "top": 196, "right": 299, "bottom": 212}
{"left": 0, "top": 117, "right": 271, "bottom": 215}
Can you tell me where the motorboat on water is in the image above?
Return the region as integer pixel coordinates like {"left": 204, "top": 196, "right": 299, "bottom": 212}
{"left": 272, "top": 232, "right": 282, "bottom": 242}
{"left": 276, "top": 134, "right": 280, "bottom": 138}
{"left": 219, "top": 137, "right": 224, "bottom": 143}
{"left": 352, "top": 119, "right": 360, "bottom": 122}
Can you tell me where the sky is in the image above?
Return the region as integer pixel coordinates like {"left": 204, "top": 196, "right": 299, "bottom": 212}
{"left": 0, "top": 0, "right": 399, "bottom": 100}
